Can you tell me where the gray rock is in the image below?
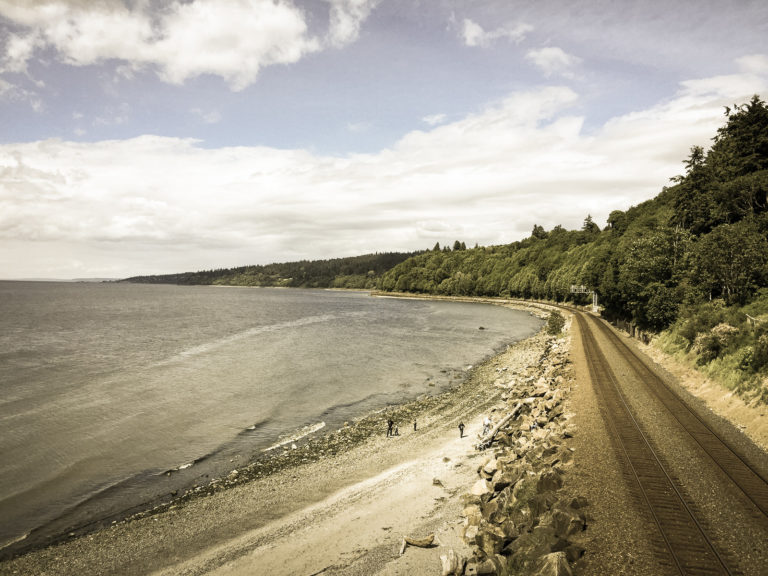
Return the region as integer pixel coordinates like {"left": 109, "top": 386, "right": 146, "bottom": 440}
{"left": 504, "top": 526, "right": 564, "bottom": 567}
{"left": 564, "top": 543, "right": 585, "bottom": 563}
{"left": 532, "top": 551, "right": 573, "bottom": 576}
{"left": 491, "top": 466, "right": 523, "bottom": 492}
{"left": 527, "top": 492, "right": 558, "bottom": 519}
{"left": 471, "top": 478, "right": 493, "bottom": 496}
{"left": 481, "top": 458, "right": 498, "bottom": 478}
{"left": 475, "top": 523, "right": 506, "bottom": 556}
{"left": 551, "top": 505, "right": 586, "bottom": 537}
{"left": 465, "top": 555, "right": 505, "bottom": 576}
{"left": 536, "top": 470, "right": 563, "bottom": 494}
{"left": 440, "top": 549, "right": 466, "bottom": 576}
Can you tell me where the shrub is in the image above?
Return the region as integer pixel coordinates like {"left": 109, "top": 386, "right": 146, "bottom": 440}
{"left": 752, "top": 334, "right": 768, "bottom": 372}
{"left": 546, "top": 311, "right": 566, "bottom": 335}
{"left": 693, "top": 332, "right": 722, "bottom": 364}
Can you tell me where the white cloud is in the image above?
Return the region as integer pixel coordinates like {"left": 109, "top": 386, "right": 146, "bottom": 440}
{"left": 461, "top": 18, "right": 532, "bottom": 47}
{"left": 190, "top": 108, "right": 222, "bottom": 125}
{"left": 526, "top": 47, "right": 581, "bottom": 78}
{"left": 0, "top": 31, "right": 42, "bottom": 74}
{"left": 325, "top": 0, "right": 380, "bottom": 48}
{"left": 347, "top": 121, "right": 371, "bottom": 133}
{"left": 736, "top": 54, "right": 768, "bottom": 75}
{"left": 0, "top": 0, "right": 376, "bottom": 91}
{"left": 0, "top": 73, "right": 43, "bottom": 110}
{"left": 1, "top": 59, "right": 767, "bottom": 278}
{"left": 422, "top": 114, "right": 446, "bottom": 126}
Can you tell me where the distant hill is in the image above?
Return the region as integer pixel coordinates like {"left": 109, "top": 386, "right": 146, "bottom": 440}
{"left": 123, "top": 251, "right": 422, "bottom": 290}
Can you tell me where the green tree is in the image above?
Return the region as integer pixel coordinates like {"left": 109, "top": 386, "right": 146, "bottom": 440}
{"left": 671, "top": 145, "right": 716, "bottom": 234}
{"left": 694, "top": 219, "right": 768, "bottom": 304}
{"left": 532, "top": 224, "right": 548, "bottom": 239}
{"left": 709, "top": 95, "right": 768, "bottom": 180}
{"left": 582, "top": 215, "right": 600, "bottom": 234}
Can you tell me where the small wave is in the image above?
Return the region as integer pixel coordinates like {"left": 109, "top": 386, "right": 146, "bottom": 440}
{"left": 0, "top": 532, "right": 28, "bottom": 551}
{"left": 160, "top": 455, "right": 209, "bottom": 476}
{"left": 161, "top": 418, "right": 272, "bottom": 475}
{"left": 263, "top": 421, "right": 326, "bottom": 452}
{"left": 239, "top": 419, "right": 271, "bottom": 436}
{"left": 157, "top": 314, "right": 337, "bottom": 365}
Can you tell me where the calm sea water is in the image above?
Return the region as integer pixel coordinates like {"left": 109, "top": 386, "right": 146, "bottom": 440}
{"left": 0, "top": 282, "right": 541, "bottom": 551}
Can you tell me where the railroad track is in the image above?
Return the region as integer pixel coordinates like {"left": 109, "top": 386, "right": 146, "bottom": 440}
{"left": 587, "top": 314, "right": 768, "bottom": 519}
{"left": 575, "top": 312, "right": 744, "bottom": 576}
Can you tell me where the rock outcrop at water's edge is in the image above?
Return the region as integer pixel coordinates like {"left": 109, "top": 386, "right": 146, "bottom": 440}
{"left": 443, "top": 321, "right": 588, "bottom": 576}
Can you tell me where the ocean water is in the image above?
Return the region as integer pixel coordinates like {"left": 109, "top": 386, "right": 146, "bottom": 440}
{"left": 0, "top": 282, "right": 542, "bottom": 552}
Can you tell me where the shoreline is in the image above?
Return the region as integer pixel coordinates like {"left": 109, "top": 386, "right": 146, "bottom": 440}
{"left": 0, "top": 300, "right": 548, "bottom": 572}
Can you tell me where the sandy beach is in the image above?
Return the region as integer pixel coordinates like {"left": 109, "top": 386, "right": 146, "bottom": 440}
{"left": 1, "top": 304, "right": 557, "bottom": 576}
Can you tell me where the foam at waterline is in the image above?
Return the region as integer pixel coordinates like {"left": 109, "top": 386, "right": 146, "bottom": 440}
{"left": 263, "top": 421, "right": 327, "bottom": 452}
{"left": 161, "top": 418, "right": 273, "bottom": 474}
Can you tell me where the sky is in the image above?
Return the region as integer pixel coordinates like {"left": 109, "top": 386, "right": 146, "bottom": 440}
{"left": 0, "top": 1, "right": 767, "bottom": 280}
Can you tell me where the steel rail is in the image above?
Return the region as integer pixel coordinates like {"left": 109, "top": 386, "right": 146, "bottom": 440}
{"left": 577, "top": 312, "right": 737, "bottom": 575}
{"left": 588, "top": 315, "right": 768, "bottom": 519}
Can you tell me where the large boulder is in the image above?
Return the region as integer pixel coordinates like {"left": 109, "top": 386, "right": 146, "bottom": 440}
{"left": 481, "top": 458, "right": 499, "bottom": 479}
{"left": 550, "top": 504, "right": 586, "bottom": 537}
{"left": 536, "top": 469, "right": 563, "bottom": 493}
{"left": 492, "top": 465, "right": 523, "bottom": 492}
{"left": 440, "top": 549, "right": 466, "bottom": 576}
{"left": 471, "top": 478, "right": 493, "bottom": 496}
{"left": 531, "top": 551, "right": 573, "bottom": 576}
{"left": 504, "top": 526, "right": 567, "bottom": 570}
{"left": 526, "top": 492, "right": 558, "bottom": 519}
{"left": 465, "top": 556, "right": 504, "bottom": 576}
{"left": 475, "top": 523, "right": 507, "bottom": 556}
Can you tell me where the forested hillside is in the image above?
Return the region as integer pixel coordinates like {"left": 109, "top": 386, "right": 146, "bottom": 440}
{"left": 124, "top": 251, "right": 420, "bottom": 289}
{"left": 378, "top": 96, "right": 768, "bottom": 401}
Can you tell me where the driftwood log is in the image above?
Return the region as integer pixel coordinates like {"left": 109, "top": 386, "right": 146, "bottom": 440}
{"left": 399, "top": 533, "right": 435, "bottom": 555}
{"left": 476, "top": 402, "right": 523, "bottom": 450}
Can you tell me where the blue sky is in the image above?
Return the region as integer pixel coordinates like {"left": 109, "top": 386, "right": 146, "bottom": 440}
{"left": 1, "top": 0, "right": 767, "bottom": 279}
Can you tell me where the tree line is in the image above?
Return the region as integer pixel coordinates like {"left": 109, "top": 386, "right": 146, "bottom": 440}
{"left": 123, "top": 251, "right": 421, "bottom": 289}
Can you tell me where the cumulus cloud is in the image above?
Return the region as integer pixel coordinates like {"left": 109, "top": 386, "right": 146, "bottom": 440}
{"left": 0, "top": 0, "right": 376, "bottom": 90}
{"left": 461, "top": 18, "right": 532, "bottom": 47}
{"left": 0, "top": 31, "right": 42, "bottom": 74}
{"left": 325, "top": 0, "right": 380, "bottom": 48}
{"left": 1, "top": 60, "right": 766, "bottom": 278}
{"left": 526, "top": 46, "right": 582, "bottom": 77}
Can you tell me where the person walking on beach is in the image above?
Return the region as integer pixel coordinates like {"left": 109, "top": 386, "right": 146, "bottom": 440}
{"left": 482, "top": 415, "right": 492, "bottom": 436}
{"left": 387, "top": 418, "right": 394, "bottom": 437}
{"left": 413, "top": 420, "right": 417, "bottom": 432}
{"left": 458, "top": 422, "right": 465, "bottom": 438}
